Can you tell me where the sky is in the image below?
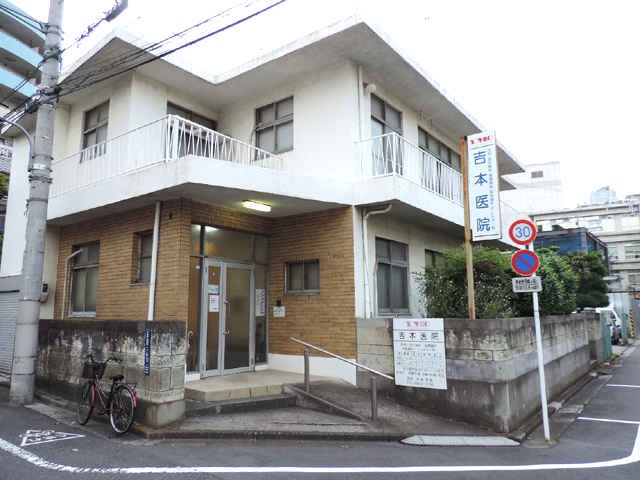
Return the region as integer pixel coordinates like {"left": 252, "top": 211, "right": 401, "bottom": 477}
{"left": 22, "top": 0, "right": 640, "bottom": 208}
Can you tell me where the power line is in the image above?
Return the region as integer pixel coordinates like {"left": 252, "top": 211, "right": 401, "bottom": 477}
{"left": 58, "top": 0, "right": 287, "bottom": 99}
{"left": 59, "top": 0, "right": 258, "bottom": 93}
{"left": 0, "top": 3, "right": 44, "bottom": 32}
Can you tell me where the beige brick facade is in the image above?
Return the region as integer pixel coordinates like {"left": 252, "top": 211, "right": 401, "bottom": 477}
{"left": 54, "top": 200, "right": 356, "bottom": 359}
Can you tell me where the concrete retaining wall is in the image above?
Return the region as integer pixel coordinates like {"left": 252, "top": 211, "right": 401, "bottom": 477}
{"left": 37, "top": 319, "right": 186, "bottom": 427}
{"left": 356, "top": 312, "right": 601, "bottom": 433}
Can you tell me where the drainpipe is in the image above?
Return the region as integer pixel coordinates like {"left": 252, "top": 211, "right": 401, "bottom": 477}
{"left": 61, "top": 249, "right": 83, "bottom": 319}
{"left": 362, "top": 204, "right": 392, "bottom": 319}
{"left": 147, "top": 201, "right": 161, "bottom": 321}
{"left": 357, "top": 65, "right": 364, "bottom": 140}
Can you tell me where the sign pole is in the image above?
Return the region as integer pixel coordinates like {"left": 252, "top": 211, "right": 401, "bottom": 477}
{"left": 460, "top": 137, "right": 476, "bottom": 320}
{"left": 528, "top": 242, "right": 550, "bottom": 442}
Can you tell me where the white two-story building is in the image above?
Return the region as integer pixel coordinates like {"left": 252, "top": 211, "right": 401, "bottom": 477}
{"left": 0, "top": 16, "right": 524, "bottom": 426}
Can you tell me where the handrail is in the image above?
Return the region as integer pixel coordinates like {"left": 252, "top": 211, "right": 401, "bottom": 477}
{"left": 290, "top": 337, "right": 394, "bottom": 381}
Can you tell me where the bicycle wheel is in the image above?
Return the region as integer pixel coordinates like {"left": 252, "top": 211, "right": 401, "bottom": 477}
{"left": 76, "top": 382, "right": 94, "bottom": 425}
{"left": 109, "top": 385, "right": 135, "bottom": 434}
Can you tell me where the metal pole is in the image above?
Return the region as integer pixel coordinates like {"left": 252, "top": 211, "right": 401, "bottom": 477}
{"left": 10, "top": 0, "right": 64, "bottom": 405}
{"left": 529, "top": 243, "right": 550, "bottom": 442}
{"left": 304, "top": 347, "right": 310, "bottom": 393}
{"left": 147, "top": 201, "right": 161, "bottom": 321}
{"left": 370, "top": 376, "right": 377, "bottom": 421}
{"left": 460, "top": 137, "right": 476, "bottom": 319}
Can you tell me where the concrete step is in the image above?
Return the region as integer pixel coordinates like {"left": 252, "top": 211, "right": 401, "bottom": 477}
{"left": 185, "top": 394, "right": 297, "bottom": 417}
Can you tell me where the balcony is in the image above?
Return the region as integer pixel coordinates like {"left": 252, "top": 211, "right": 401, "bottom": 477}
{"left": 50, "top": 115, "right": 285, "bottom": 199}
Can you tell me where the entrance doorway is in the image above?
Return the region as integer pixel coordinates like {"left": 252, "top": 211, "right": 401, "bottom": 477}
{"left": 200, "top": 260, "right": 255, "bottom": 376}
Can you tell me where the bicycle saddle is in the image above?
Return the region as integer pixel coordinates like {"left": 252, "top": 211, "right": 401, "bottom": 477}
{"left": 110, "top": 374, "right": 124, "bottom": 382}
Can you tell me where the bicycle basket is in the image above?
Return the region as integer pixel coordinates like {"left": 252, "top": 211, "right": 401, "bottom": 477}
{"left": 81, "top": 361, "right": 106, "bottom": 379}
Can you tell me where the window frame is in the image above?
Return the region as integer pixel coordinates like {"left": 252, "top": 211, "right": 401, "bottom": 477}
{"left": 285, "top": 259, "right": 320, "bottom": 295}
{"left": 70, "top": 242, "right": 100, "bottom": 316}
{"left": 425, "top": 248, "right": 443, "bottom": 268}
{"left": 418, "top": 127, "right": 461, "bottom": 172}
{"left": 375, "top": 237, "right": 409, "bottom": 315}
{"left": 135, "top": 231, "right": 154, "bottom": 284}
{"left": 255, "top": 97, "right": 294, "bottom": 154}
{"left": 370, "top": 94, "right": 403, "bottom": 136}
{"left": 81, "top": 101, "right": 109, "bottom": 160}
{"left": 167, "top": 102, "right": 217, "bottom": 130}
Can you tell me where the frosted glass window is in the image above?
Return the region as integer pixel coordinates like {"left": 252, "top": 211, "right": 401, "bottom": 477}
{"left": 376, "top": 237, "right": 409, "bottom": 314}
{"left": 71, "top": 242, "right": 100, "bottom": 314}
{"left": 286, "top": 260, "right": 319, "bottom": 294}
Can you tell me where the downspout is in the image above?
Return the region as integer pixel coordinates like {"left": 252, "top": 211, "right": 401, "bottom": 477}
{"left": 147, "top": 201, "right": 161, "bottom": 321}
{"left": 61, "top": 249, "right": 82, "bottom": 319}
{"left": 357, "top": 65, "right": 364, "bottom": 140}
{"left": 362, "top": 204, "right": 392, "bottom": 319}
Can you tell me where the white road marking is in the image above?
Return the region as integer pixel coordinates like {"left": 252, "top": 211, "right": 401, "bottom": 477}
{"left": 607, "top": 384, "right": 640, "bottom": 388}
{"left": 0, "top": 424, "right": 638, "bottom": 474}
{"left": 578, "top": 417, "right": 640, "bottom": 425}
{"left": 20, "top": 430, "right": 85, "bottom": 447}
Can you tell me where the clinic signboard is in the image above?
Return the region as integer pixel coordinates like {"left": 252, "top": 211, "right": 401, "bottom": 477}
{"left": 467, "top": 132, "right": 501, "bottom": 241}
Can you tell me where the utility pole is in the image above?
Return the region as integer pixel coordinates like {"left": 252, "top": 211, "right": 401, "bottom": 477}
{"left": 10, "top": 0, "right": 64, "bottom": 405}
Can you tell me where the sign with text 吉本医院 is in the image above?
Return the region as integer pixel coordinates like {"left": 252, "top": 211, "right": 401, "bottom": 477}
{"left": 467, "top": 131, "right": 501, "bottom": 241}
{"left": 393, "top": 318, "right": 447, "bottom": 390}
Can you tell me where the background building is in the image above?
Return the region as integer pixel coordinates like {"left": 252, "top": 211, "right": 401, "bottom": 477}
{"left": 531, "top": 195, "right": 640, "bottom": 325}
{"left": 590, "top": 186, "right": 617, "bottom": 205}
{"left": 501, "top": 161, "right": 564, "bottom": 214}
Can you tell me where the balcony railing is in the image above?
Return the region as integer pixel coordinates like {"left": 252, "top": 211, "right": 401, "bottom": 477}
{"left": 50, "top": 115, "right": 285, "bottom": 198}
{"left": 357, "top": 132, "right": 463, "bottom": 205}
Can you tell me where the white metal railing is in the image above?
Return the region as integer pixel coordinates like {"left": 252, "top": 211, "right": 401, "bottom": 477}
{"left": 357, "top": 132, "right": 463, "bottom": 205}
{"left": 50, "top": 115, "right": 285, "bottom": 198}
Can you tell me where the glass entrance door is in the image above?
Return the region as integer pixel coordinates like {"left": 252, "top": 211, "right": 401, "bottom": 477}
{"left": 201, "top": 260, "right": 254, "bottom": 376}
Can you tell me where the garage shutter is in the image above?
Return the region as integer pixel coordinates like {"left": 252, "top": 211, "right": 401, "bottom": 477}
{"left": 0, "top": 291, "right": 19, "bottom": 374}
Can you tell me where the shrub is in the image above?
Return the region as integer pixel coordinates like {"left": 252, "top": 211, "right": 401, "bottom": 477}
{"left": 416, "top": 246, "right": 579, "bottom": 319}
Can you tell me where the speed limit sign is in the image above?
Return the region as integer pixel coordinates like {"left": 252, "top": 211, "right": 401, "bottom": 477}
{"left": 509, "top": 219, "right": 537, "bottom": 245}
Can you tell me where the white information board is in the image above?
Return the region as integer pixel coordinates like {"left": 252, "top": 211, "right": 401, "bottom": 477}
{"left": 512, "top": 276, "right": 542, "bottom": 293}
{"left": 393, "top": 318, "right": 447, "bottom": 390}
{"left": 255, "top": 289, "right": 265, "bottom": 317}
{"left": 208, "top": 294, "right": 219, "bottom": 312}
{"left": 467, "top": 131, "right": 501, "bottom": 241}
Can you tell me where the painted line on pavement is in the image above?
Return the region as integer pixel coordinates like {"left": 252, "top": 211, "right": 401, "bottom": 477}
{"left": 0, "top": 424, "right": 639, "bottom": 474}
{"left": 578, "top": 417, "right": 640, "bottom": 425}
{"left": 607, "top": 384, "right": 640, "bottom": 389}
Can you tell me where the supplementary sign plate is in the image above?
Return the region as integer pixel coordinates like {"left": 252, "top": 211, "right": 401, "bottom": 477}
{"left": 393, "top": 318, "right": 447, "bottom": 390}
{"left": 509, "top": 219, "right": 537, "bottom": 245}
{"left": 512, "top": 276, "right": 542, "bottom": 293}
{"left": 511, "top": 250, "right": 539, "bottom": 276}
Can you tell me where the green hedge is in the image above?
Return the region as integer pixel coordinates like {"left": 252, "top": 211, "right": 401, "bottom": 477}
{"left": 416, "top": 246, "right": 579, "bottom": 319}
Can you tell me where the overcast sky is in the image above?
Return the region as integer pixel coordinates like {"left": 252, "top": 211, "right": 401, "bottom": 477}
{"left": 23, "top": 0, "right": 640, "bottom": 208}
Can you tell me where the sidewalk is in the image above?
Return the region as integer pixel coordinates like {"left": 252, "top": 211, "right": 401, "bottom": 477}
{"left": 3, "top": 340, "right": 635, "bottom": 444}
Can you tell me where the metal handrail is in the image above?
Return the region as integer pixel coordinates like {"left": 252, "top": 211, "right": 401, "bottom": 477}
{"left": 290, "top": 337, "right": 394, "bottom": 381}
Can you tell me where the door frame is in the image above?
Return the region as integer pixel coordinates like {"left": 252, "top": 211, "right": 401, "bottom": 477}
{"left": 200, "top": 259, "right": 255, "bottom": 377}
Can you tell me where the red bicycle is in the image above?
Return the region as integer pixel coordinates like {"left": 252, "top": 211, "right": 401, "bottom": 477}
{"left": 76, "top": 354, "right": 137, "bottom": 434}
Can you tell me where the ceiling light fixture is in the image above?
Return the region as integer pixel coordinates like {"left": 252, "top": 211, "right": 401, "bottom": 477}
{"left": 242, "top": 200, "right": 271, "bottom": 212}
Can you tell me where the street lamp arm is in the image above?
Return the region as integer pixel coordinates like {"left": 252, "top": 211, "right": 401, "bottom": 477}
{"left": 0, "top": 118, "right": 34, "bottom": 170}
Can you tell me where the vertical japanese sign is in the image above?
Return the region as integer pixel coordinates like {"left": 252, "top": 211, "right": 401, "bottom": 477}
{"left": 467, "top": 131, "right": 501, "bottom": 241}
{"left": 393, "top": 318, "right": 447, "bottom": 390}
{"left": 144, "top": 326, "right": 151, "bottom": 376}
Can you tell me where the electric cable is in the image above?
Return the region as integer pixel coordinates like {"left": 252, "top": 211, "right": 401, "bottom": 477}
{"left": 0, "top": 4, "right": 44, "bottom": 32}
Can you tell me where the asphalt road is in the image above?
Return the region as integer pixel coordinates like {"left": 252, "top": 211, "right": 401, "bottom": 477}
{"left": 0, "top": 345, "right": 638, "bottom": 480}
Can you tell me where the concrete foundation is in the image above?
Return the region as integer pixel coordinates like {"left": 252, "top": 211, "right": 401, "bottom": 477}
{"left": 37, "top": 319, "right": 186, "bottom": 427}
{"left": 356, "top": 312, "right": 602, "bottom": 433}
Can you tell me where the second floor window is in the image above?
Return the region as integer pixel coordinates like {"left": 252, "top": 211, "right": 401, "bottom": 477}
{"left": 256, "top": 97, "right": 293, "bottom": 154}
{"left": 167, "top": 103, "right": 216, "bottom": 130}
{"left": 82, "top": 101, "right": 109, "bottom": 160}
{"left": 418, "top": 127, "right": 461, "bottom": 172}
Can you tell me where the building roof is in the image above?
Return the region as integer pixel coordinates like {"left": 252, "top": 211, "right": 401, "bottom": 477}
{"left": 59, "top": 16, "right": 525, "bottom": 177}
{"left": 0, "top": 1, "right": 45, "bottom": 49}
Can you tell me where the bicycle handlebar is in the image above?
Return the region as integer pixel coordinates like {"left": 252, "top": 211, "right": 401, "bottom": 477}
{"left": 85, "top": 354, "right": 121, "bottom": 363}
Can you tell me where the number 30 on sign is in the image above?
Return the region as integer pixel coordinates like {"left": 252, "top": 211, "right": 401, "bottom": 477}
{"left": 509, "top": 219, "right": 536, "bottom": 245}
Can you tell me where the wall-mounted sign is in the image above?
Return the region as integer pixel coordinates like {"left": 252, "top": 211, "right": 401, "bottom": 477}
{"left": 273, "top": 306, "right": 285, "bottom": 318}
{"left": 393, "top": 318, "right": 447, "bottom": 390}
{"left": 255, "top": 289, "right": 265, "bottom": 317}
{"left": 208, "top": 294, "right": 219, "bottom": 312}
{"left": 467, "top": 131, "right": 501, "bottom": 241}
{"left": 144, "top": 326, "right": 151, "bottom": 376}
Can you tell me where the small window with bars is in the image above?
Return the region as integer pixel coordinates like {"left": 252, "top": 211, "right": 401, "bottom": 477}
{"left": 285, "top": 260, "right": 319, "bottom": 294}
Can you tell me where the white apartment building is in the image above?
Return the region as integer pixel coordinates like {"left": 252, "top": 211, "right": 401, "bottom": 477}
{"left": 0, "top": 17, "right": 525, "bottom": 425}
{"left": 501, "top": 161, "right": 564, "bottom": 214}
